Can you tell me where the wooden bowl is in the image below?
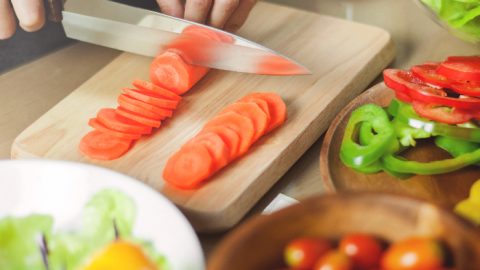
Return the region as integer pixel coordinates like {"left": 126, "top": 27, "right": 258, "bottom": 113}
{"left": 319, "top": 83, "right": 480, "bottom": 208}
{"left": 208, "top": 193, "right": 480, "bottom": 270}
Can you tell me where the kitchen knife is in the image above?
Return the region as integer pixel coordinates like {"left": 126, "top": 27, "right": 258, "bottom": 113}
{"left": 45, "top": 0, "right": 311, "bottom": 75}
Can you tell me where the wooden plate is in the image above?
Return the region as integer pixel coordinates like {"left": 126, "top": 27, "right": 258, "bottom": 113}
{"left": 319, "top": 83, "right": 480, "bottom": 208}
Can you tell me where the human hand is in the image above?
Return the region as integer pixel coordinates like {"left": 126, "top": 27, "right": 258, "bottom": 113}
{"left": 0, "top": 0, "right": 45, "bottom": 39}
{"left": 156, "top": 0, "right": 257, "bottom": 32}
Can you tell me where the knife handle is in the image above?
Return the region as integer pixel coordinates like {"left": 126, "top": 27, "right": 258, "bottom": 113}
{"left": 45, "top": 0, "right": 64, "bottom": 23}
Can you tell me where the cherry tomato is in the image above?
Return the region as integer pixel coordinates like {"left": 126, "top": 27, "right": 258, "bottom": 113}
{"left": 284, "top": 237, "right": 332, "bottom": 269}
{"left": 411, "top": 101, "right": 472, "bottom": 124}
{"left": 381, "top": 237, "right": 444, "bottom": 270}
{"left": 383, "top": 69, "right": 480, "bottom": 110}
{"left": 314, "top": 250, "right": 353, "bottom": 270}
{"left": 338, "top": 233, "right": 383, "bottom": 270}
{"left": 437, "top": 56, "right": 480, "bottom": 82}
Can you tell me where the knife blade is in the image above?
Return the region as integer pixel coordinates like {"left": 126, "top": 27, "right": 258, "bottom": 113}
{"left": 56, "top": 0, "right": 310, "bottom": 75}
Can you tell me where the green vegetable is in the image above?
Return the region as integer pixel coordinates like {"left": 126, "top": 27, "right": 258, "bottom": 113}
{"left": 382, "top": 147, "right": 480, "bottom": 175}
{"left": 49, "top": 189, "right": 136, "bottom": 270}
{"left": 396, "top": 101, "right": 480, "bottom": 143}
{"left": 421, "top": 0, "right": 480, "bottom": 42}
{"left": 0, "top": 189, "right": 168, "bottom": 270}
{"left": 0, "top": 215, "right": 53, "bottom": 270}
{"left": 340, "top": 104, "right": 396, "bottom": 169}
{"left": 435, "top": 136, "right": 480, "bottom": 157}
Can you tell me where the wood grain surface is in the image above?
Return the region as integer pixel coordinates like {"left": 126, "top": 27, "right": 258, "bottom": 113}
{"left": 12, "top": 2, "right": 394, "bottom": 231}
{"left": 320, "top": 83, "right": 480, "bottom": 208}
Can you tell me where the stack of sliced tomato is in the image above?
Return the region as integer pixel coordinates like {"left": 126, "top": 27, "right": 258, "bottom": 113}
{"left": 384, "top": 56, "right": 480, "bottom": 125}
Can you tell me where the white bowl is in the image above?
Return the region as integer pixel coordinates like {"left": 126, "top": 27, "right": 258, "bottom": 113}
{"left": 0, "top": 159, "right": 204, "bottom": 270}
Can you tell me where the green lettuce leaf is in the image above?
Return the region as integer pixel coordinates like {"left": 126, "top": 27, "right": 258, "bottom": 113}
{"left": 421, "top": 0, "right": 480, "bottom": 42}
{"left": 0, "top": 215, "right": 53, "bottom": 270}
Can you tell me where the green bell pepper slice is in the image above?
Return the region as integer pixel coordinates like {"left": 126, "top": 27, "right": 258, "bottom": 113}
{"left": 340, "top": 104, "right": 396, "bottom": 169}
{"left": 435, "top": 136, "right": 480, "bottom": 157}
{"left": 395, "top": 100, "right": 480, "bottom": 143}
{"left": 382, "top": 148, "right": 480, "bottom": 175}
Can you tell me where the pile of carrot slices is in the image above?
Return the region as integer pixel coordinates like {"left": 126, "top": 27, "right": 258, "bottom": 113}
{"left": 163, "top": 92, "right": 287, "bottom": 189}
{"left": 79, "top": 26, "right": 232, "bottom": 160}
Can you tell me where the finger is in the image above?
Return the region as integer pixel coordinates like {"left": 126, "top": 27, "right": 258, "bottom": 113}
{"left": 208, "top": 0, "right": 240, "bottom": 29}
{"left": 156, "top": 0, "right": 184, "bottom": 18}
{"left": 184, "top": 0, "right": 212, "bottom": 24}
{"left": 224, "top": 0, "right": 257, "bottom": 32}
{"left": 0, "top": 0, "right": 16, "bottom": 39}
{"left": 11, "top": 0, "right": 45, "bottom": 32}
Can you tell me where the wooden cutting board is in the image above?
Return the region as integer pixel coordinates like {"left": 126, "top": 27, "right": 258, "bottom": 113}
{"left": 12, "top": 2, "right": 395, "bottom": 232}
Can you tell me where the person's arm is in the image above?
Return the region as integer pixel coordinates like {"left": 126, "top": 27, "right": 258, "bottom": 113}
{"left": 0, "top": 0, "right": 45, "bottom": 40}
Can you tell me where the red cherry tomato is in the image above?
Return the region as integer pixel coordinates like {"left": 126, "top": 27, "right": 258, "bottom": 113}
{"left": 338, "top": 233, "right": 383, "bottom": 270}
{"left": 284, "top": 237, "right": 332, "bottom": 269}
{"left": 314, "top": 250, "right": 353, "bottom": 270}
{"left": 381, "top": 237, "right": 445, "bottom": 270}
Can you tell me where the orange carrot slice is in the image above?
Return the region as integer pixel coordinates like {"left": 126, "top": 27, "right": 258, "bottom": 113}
{"left": 150, "top": 51, "right": 209, "bottom": 95}
{"left": 116, "top": 107, "right": 162, "bottom": 128}
{"left": 220, "top": 102, "right": 269, "bottom": 142}
{"left": 132, "top": 79, "right": 181, "bottom": 101}
{"left": 200, "top": 125, "right": 241, "bottom": 160}
{"left": 239, "top": 96, "right": 271, "bottom": 122}
{"left": 163, "top": 143, "right": 213, "bottom": 189}
{"left": 122, "top": 88, "right": 179, "bottom": 109}
{"left": 182, "top": 25, "right": 234, "bottom": 43}
{"left": 79, "top": 130, "right": 132, "bottom": 161}
{"left": 188, "top": 132, "right": 230, "bottom": 170}
{"left": 247, "top": 92, "right": 287, "bottom": 133}
{"left": 203, "top": 111, "right": 255, "bottom": 155}
{"left": 118, "top": 94, "right": 173, "bottom": 119}
{"left": 88, "top": 118, "right": 142, "bottom": 140}
{"left": 97, "top": 108, "right": 152, "bottom": 135}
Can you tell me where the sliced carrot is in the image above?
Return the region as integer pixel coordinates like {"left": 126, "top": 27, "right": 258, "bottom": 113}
{"left": 203, "top": 111, "right": 255, "bottom": 155}
{"left": 220, "top": 102, "right": 269, "bottom": 142}
{"left": 132, "top": 79, "right": 181, "bottom": 101}
{"left": 163, "top": 143, "right": 213, "bottom": 189}
{"left": 118, "top": 94, "right": 173, "bottom": 120}
{"left": 200, "top": 125, "right": 241, "bottom": 160}
{"left": 79, "top": 130, "right": 132, "bottom": 161}
{"left": 122, "top": 88, "right": 179, "bottom": 109}
{"left": 150, "top": 51, "right": 209, "bottom": 95}
{"left": 116, "top": 107, "right": 162, "bottom": 128}
{"left": 97, "top": 108, "right": 152, "bottom": 135}
{"left": 188, "top": 132, "right": 230, "bottom": 169}
{"left": 88, "top": 118, "right": 142, "bottom": 140}
{"left": 239, "top": 96, "right": 271, "bottom": 122}
{"left": 182, "top": 25, "right": 234, "bottom": 43}
{"left": 247, "top": 92, "right": 287, "bottom": 133}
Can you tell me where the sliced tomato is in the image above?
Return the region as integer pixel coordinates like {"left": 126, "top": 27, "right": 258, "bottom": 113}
{"left": 412, "top": 63, "right": 480, "bottom": 97}
{"left": 437, "top": 56, "right": 480, "bottom": 82}
{"left": 384, "top": 69, "right": 480, "bottom": 110}
{"left": 412, "top": 101, "right": 472, "bottom": 124}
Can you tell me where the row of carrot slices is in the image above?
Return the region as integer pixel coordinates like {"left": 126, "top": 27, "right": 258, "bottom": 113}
{"left": 78, "top": 26, "right": 227, "bottom": 161}
{"left": 163, "top": 92, "right": 286, "bottom": 189}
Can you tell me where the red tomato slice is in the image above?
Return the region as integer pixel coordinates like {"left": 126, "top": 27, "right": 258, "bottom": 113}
{"left": 412, "top": 63, "right": 480, "bottom": 97}
{"left": 412, "top": 101, "right": 472, "bottom": 124}
{"left": 437, "top": 56, "right": 480, "bottom": 82}
{"left": 383, "top": 69, "right": 480, "bottom": 110}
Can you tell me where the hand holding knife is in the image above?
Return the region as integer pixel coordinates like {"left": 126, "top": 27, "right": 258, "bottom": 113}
{"left": 7, "top": 0, "right": 310, "bottom": 75}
